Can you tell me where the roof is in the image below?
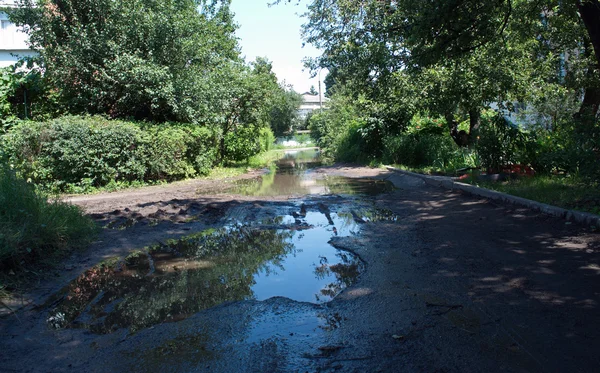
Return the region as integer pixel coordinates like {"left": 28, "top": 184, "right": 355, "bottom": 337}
{"left": 301, "top": 93, "right": 329, "bottom": 104}
{"left": 0, "top": 0, "right": 18, "bottom": 8}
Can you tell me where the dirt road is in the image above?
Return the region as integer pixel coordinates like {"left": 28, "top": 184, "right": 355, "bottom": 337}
{"left": 1, "top": 165, "right": 599, "bottom": 372}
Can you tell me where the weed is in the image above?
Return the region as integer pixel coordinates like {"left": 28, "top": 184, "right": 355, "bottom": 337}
{"left": 0, "top": 165, "right": 98, "bottom": 284}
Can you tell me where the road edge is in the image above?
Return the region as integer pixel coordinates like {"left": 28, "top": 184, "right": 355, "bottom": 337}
{"left": 384, "top": 166, "right": 600, "bottom": 229}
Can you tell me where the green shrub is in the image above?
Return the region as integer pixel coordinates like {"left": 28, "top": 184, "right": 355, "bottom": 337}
{"left": 530, "top": 117, "right": 599, "bottom": 179}
{"left": 143, "top": 126, "right": 195, "bottom": 181}
{"left": 46, "top": 117, "right": 148, "bottom": 186}
{"left": 476, "top": 114, "right": 531, "bottom": 171}
{"left": 183, "top": 125, "right": 218, "bottom": 176}
{"left": 223, "top": 125, "right": 273, "bottom": 162}
{"left": 383, "top": 129, "right": 472, "bottom": 171}
{"left": 1, "top": 116, "right": 219, "bottom": 191}
{"left": 258, "top": 127, "right": 275, "bottom": 152}
{"left": 0, "top": 165, "right": 97, "bottom": 270}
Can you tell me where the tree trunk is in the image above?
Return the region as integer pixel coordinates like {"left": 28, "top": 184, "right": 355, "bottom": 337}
{"left": 579, "top": 86, "right": 600, "bottom": 118}
{"left": 577, "top": 33, "right": 600, "bottom": 118}
{"left": 445, "top": 109, "right": 480, "bottom": 147}
{"left": 576, "top": 1, "right": 600, "bottom": 68}
{"left": 219, "top": 136, "right": 226, "bottom": 164}
{"left": 445, "top": 112, "right": 463, "bottom": 146}
{"left": 468, "top": 108, "right": 481, "bottom": 143}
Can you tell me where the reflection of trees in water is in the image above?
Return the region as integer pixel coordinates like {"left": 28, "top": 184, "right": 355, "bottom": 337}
{"left": 313, "top": 251, "right": 363, "bottom": 303}
{"left": 47, "top": 227, "right": 294, "bottom": 334}
{"left": 319, "top": 177, "right": 395, "bottom": 196}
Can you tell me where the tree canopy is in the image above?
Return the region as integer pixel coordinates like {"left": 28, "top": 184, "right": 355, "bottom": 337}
{"left": 296, "top": 0, "right": 600, "bottom": 146}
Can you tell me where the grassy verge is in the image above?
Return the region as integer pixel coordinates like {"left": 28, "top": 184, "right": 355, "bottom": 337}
{"left": 0, "top": 166, "right": 98, "bottom": 297}
{"left": 469, "top": 176, "right": 600, "bottom": 215}
{"left": 388, "top": 163, "right": 459, "bottom": 176}
{"left": 389, "top": 163, "right": 600, "bottom": 216}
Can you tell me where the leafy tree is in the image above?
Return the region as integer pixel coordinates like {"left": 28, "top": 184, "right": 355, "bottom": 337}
{"left": 0, "top": 58, "right": 58, "bottom": 132}
{"left": 293, "top": 0, "right": 600, "bottom": 147}
{"left": 11, "top": 0, "right": 240, "bottom": 122}
{"left": 308, "top": 85, "right": 318, "bottom": 95}
{"left": 269, "top": 88, "right": 302, "bottom": 136}
{"left": 218, "top": 57, "right": 282, "bottom": 162}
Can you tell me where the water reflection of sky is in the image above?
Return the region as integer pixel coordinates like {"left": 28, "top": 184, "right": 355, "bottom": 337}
{"left": 45, "top": 208, "right": 366, "bottom": 334}
{"left": 207, "top": 149, "right": 395, "bottom": 197}
{"left": 251, "top": 212, "right": 361, "bottom": 303}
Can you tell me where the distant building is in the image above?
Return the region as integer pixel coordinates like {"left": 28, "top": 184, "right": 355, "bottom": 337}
{"left": 298, "top": 92, "right": 329, "bottom": 119}
{"left": 0, "top": 0, "right": 37, "bottom": 67}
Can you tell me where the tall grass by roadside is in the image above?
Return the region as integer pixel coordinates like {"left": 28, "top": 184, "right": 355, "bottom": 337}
{"left": 0, "top": 165, "right": 98, "bottom": 275}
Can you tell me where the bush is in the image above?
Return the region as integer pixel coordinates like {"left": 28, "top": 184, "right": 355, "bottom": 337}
{"left": 382, "top": 115, "right": 477, "bottom": 171}
{"left": 258, "top": 127, "right": 276, "bottom": 153}
{"left": 183, "top": 125, "right": 218, "bottom": 176}
{"left": 476, "top": 113, "right": 531, "bottom": 172}
{"left": 308, "top": 96, "right": 366, "bottom": 161}
{"left": 0, "top": 165, "right": 97, "bottom": 270}
{"left": 223, "top": 126, "right": 275, "bottom": 163}
{"left": 383, "top": 131, "right": 469, "bottom": 170}
{"left": 1, "top": 116, "right": 219, "bottom": 191}
{"left": 143, "top": 126, "right": 195, "bottom": 181}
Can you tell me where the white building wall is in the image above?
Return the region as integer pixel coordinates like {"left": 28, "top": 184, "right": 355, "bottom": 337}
{"left": 0, "top": 1, "right": 37, "bottom": 67}
{"left": 298, "top": 93, "right": 328, "bottom": 119}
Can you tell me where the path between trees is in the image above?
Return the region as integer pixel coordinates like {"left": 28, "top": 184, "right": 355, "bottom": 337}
{"left": 1, "top": 165, "right": 599, "bottom": 372}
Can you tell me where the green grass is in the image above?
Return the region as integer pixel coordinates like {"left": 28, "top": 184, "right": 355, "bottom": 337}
{"left": 388, "top": 163, "right": 456, "bottom": 176}
{"left": 0, "top": 166, "right": 98, "bottom": 294}
{"left": 388, "top": 162, "right": 600, "bottom": 216}
{"left": 469, "top": 175, "right": 600, "bottom": 215}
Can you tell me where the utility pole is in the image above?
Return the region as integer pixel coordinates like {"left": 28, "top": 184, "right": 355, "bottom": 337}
{"left": 318, "top": 69, "right": 322, "bottom": 110}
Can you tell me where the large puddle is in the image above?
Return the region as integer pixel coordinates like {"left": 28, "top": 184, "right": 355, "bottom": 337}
{"left": 45, "top": 149, "right": 398, "bottom": 335}
{"left": 202, "top": 149, "right": 395, "bottom": 196}
{"left": 44, "top": 203, "right": 401, "bottom": 334}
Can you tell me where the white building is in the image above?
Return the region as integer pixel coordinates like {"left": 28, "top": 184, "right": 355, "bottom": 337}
{"left": 0, "top": 0, "right": 37, "bottom": 67}
{"left": 298, "top": 92, "right": 329, "bottom": 119}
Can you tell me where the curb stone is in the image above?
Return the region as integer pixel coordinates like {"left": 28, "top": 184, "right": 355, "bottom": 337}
{"left": 384, "top": 166, "right": 600, "bottom": 229}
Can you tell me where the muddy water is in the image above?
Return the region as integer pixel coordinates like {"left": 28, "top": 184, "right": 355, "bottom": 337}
{"left": 203, "top": 149, "right": 395, "bottom": 196}
{"left": 44, "top": 204, "right": 395, "bottom": 334}
{"left": 44, "top": 150, "right": 398, "bottom": 335}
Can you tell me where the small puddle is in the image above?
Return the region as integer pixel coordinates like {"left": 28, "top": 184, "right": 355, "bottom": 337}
{"left": 44, "top": 204, "right": 382, "bottom": 334}
{"left": 200, "top": 148, "right": 395, "bottom": 196}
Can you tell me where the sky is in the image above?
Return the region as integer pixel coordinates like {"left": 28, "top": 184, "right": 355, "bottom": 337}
{"left": 229, "top": 0, "right": 326, "bottom": 94}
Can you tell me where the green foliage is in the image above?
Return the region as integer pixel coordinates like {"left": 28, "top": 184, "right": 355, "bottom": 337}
{"left": 531, "top": 116, "right": 600, "bottom": 179}
{"left": 0, "top": 116, "right": 220, "bottom": 192}
{"left": 0, "top": 164, "right": 97, "bottom": 270}
{"left": 475, "top": 113, "right": 532, "bottom": 171}
{"left": 382, "top": 115, "right": 478, "bottom": 172}
{"left": 473, "top": 175, "right": 600, "bottom": 216}
{"left": 258, "top": 127, "right": 276, "bottom": 153}
{"left": 0, "top": 67, "right": 19, "bottom": 131}
{"left": 0, "top": 61, "right": 59, "bottom": 132}
{"left": 308, "top": 94, "right": 365, "bottom": 161}
{"left": 269, "top": 88, "right": 303, "bottom": 136}
{"left": 143, "top": 126, "right": 196, "bottom": 181}
{"left": 297, "top": 0, "right": 600, "bottom": 180}
{"left": 223, "top": 125, "right": 262, "bottom": 162}
{"left": 11, "top": 0, "right": 240, "bottom": 123}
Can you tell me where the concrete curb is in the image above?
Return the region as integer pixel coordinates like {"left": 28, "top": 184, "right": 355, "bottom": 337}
{"left": 384, "top": 166, "right": 600, "bottom": 229}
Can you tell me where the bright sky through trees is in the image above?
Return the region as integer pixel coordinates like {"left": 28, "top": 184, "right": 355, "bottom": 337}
{"left": 230, "top": 0, "right": 325, "bottom": 94}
